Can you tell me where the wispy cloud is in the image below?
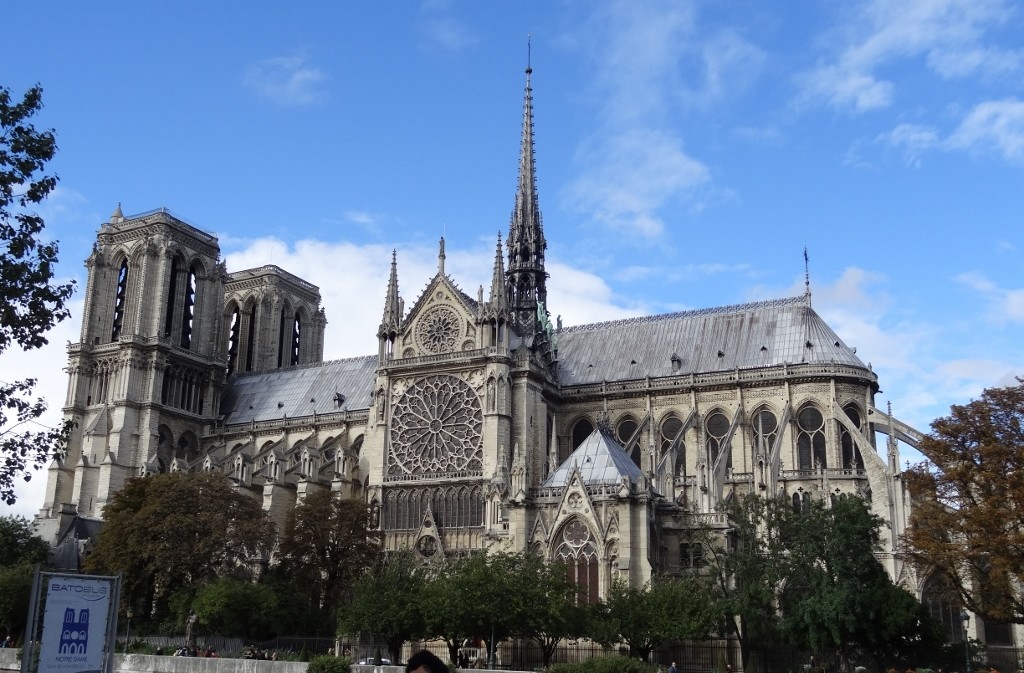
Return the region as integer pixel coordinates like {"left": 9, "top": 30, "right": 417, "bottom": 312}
{"left": 875, "top": 123, "right": 940, "bottom": 166}
{"left": 565, "top": 128, "right": 710, "bottom": 237}
{"left": 244, "top": 56, "right": 327, "bottom": 106}
{"left": 797, "top": 0, "right": 1018, "bottom": 113}
{"left": 421, "top": 17, "right": 479, "bottom": 51}
{"left": 945, "top": 98, "right": 1024, "bottom": 162}
{"left": 955, "top": 272, "right": 1024, "bottom": 323}
{"left": 561, "top": 0, "right": 760, "bottom": 238}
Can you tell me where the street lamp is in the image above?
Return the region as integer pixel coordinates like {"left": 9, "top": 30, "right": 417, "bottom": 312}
{"left": 124, "top": 607, "right": 134, "bottom": 654}
{"left": 960, "top": 610, "right": 970, "bottom": 673}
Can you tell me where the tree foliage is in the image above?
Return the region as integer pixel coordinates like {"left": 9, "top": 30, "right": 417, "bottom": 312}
{"left": 591, "top": 576, "right": 719, "bottom": 661}
{"left": 709, "top": 494, "right": 942, "bottom": 666}
{"left": 903, "top": 381, "right": 1024, "bottom": 624}
{"left": 339, "top": 551, "right": 426, "bottom": 664}
{"left": 0, "top": 514, "right": 50, "bottom": 566}
{"left": 0, "top": 84, "right": 76, "bottom": 505}
{"left": 191, "top": 577, "right": 278, "bottom": 640}
{"left": 277, "top": 489, "right": 380, "bottom": 630}
{"left": 83, "top": 472, "right": 275, "bottom": 625}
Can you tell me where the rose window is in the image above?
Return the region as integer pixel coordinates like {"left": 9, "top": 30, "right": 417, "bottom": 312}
{"left": 563, "top": 519, "right": 591, "bottom": 546}
{"left": 389, "top": 375, "right": 483, "bottom": 478}
{"left": 417, "top": 306, "right": 460, "bottom": 354}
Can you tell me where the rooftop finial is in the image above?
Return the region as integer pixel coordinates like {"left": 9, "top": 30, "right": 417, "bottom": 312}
{"left": 803, "top": 245, "right": 812, "bottom": 305}
{"left": 438, "top": 236, "right": 446, "bottom": 275}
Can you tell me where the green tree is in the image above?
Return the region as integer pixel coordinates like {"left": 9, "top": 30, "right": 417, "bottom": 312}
{"left": 903, "top": 381, "right": 1024, "bottom": 624}
{"left": 84, "top": 472, "right": 275, "bottom": 626}
{"left": 339, "top": 551, "right": 426, "bottom": 664}
{"left": 706, "top": 495, "right": 791, "bottom": 665}
{"left": 0, "top": 562, "right": 35, "bottom": 639}
{"left": 0, "top": 84, "right": 76, "bottom": 505}
{"left": 192, "top": 577, "right": 278, "bottom": 640}
{"left": 593, "top": 576, "right": 719, "bottom": 661}
{"left": 277, "top": 490, "right": 380, "bottom": 631}
{"left": 508, "top": 554, "right": 586, "bottom": 668}
{"left": 779, "top": 495, "right": 942, "bottom": 666}
{"left": 0, "top": 515, "right": 50, "bottom": 566}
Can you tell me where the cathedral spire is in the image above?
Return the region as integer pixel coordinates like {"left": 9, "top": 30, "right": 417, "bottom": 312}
{"left": 506, "top": 47, "right": 548, "bottom": 338}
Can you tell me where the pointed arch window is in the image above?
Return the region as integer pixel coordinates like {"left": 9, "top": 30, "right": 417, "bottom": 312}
{"left": 839, "top": 403, "right": 864, "bottom": 470}
{"left": 179, "top": 264, "right": 198, "bottom": 349}
{"left": 796, "top": 405, "right": 826, "bottom": 470}
{"left": 660, "top": 415, "right": 686, "bottom": 475}
{"left": 111, "top": 258, "right": 129, "bottom": 341}
{"left": 245, "top": 304, "right": 257, "bottom": 372}
{"left": 705, "top": 411, "right": 730, "bottom": 468}
{"left": 554, "top": 519, "right": 599, "bottom": 604}
{"left": 571, "top": 418, "right": 594, "bottom": 450}
{"left": 751, "top": 408, "right": 779, "bottom": 456}
{"left": 291, "top": 312, "right": 301, "bottom": 365}
{"left": 164, "top": 256, "right": 180, "bottom": 338}
{"left": 226, "top": 306, "right": 240, "bottom": 375}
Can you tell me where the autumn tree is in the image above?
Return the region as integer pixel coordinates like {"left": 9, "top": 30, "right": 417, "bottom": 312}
{"left": 903, "top": 381, "right": 1024, "bottom": 624}
{"left": 84, "top": 472, "right": 275, "bottom": 626}
{"left": 277, "top": 490, "right": 380, "bottom": 631}
{"left": 0, "top": 84, "right": 76, "bottom": 505}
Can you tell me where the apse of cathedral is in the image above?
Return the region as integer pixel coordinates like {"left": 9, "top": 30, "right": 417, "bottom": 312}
{"left": 37, "top": 65, "right": 924, "bottom": 597}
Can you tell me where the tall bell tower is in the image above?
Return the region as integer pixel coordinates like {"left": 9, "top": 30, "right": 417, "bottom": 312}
{"left": 42, "top": 206, "right": 227, "bottom": 520}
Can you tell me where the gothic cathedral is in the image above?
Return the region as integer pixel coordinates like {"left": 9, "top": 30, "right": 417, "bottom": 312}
{"left": 38, "top": 65, "right": 924, "bottom": 601}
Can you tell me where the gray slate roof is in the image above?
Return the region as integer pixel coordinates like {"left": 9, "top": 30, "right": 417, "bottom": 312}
{"left": 221, "top": 355, "right": 377, "bottom": 424}
{"left": 220, "top": 295, "right": 867, "bottom": 424}
{"left": 556, "top": 296, "right": 865, "bottom": 385}
{"left": 542, "top": 427, "right": 645, "bottom": 488}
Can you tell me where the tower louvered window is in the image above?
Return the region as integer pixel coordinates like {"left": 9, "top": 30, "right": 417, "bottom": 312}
{"left": 226, "top": 307, "right": 240, "bottom": 375}
{"left": 179, "top": 265, "right": 198, "bottom": 349}
{"left": 111, "top": 259, "right": 129, "bottom": 341}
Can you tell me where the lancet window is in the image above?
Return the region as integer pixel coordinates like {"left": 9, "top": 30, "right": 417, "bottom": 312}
{"left": 571, "top": 418, "right": 594, "bottom": 450}
{"left": 382, "top": 485, "right": 483, "bottom": 531}
{"left": 554, "top": 519, "right": 599, "bottom": 604}
{"left": 839, "top": 403, "right": 864, "bottom": 470}
{"left": 705, "top": 411, "right": 730, "bottom": 468}
{"left": 226, "top": 306, "right": 240, "bottom": 375}
{"left": 660, "top": 415, "right": 686, "bottom": 475}
{"left": 796, "top": 405, "right": 827, "bottom": 470}
{"left": 750, "top": 407, "right": 779, "bottom": 457}
{"left": 111, "top": 258, "right": 129, "bottom": 341}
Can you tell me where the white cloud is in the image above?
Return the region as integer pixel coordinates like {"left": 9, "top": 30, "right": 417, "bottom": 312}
{"left": 421, "top": 18, "right": 479, "bottom": 51}
{"left": 0, "top": 298, "right": 84, "bottom": 519}
{"left": 797, "top": 0, "right": 1017, "bottom": 113}
{"left": 561, "top": 0, "right": 760, "bottom": 236}
{"left": 244, "top": 56, "right": 327, "bottom": 106}
{"left": 955, "top": 271, "right": 1024, "bottom": 323}
{"left": 945, "top": 99, "right": 1024, "bottom": 162}
{"left": 564, "top": 128, "right": 710, "bottom": 237}
{"left": 875, "top": 123, "right": 940, "bottom": 166}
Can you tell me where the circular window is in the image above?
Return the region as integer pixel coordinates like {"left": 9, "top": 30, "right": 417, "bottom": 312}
{"left": 416, "top": 306, "right": 460, "bottom": 354}
{"left": 752, "top": 409, "right": 777, "bottom": 434}
{"left": 706, "top": 412, "right": 730, "bottom": 439}
{"left": 798, "top": 406, "right": 824, "bottom": 431}
{"left": 617, "top": 418, "right": 638, "bottom": 444}
{"left": 389, "top": 375, "right": 483, "bottom": 477}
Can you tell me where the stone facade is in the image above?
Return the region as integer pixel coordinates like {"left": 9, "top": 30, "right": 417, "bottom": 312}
{"left": 38, "top": 67, "right": 923, "bottom": 605}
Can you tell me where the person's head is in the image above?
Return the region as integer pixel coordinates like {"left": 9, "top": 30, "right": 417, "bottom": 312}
{"left": 406, "top": 649, "right": 448, "bottom": 673}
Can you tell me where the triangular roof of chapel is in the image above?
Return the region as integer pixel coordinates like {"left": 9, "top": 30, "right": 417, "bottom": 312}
{"left": 542, "top": 426, "right": 644, "bottom": 489}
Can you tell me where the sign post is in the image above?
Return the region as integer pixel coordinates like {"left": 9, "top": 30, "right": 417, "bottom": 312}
{"left": 22, "top": 572, "right": 120, "bottom": 673}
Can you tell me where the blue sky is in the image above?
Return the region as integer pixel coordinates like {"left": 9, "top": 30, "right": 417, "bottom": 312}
{"left": 2, "top": 0, "right": 1022, "bottom": 517}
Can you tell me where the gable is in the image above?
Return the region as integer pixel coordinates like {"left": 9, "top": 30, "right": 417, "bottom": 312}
{"left": 397, "top": 275, "right": 479, "bottom": 359}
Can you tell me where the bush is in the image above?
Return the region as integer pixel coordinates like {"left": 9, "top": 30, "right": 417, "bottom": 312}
{"left": 547, "top": 655, "right": 659, "bottom": 673}
{"left": 307, "top": 655, "right": 351, "bottom": 673}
